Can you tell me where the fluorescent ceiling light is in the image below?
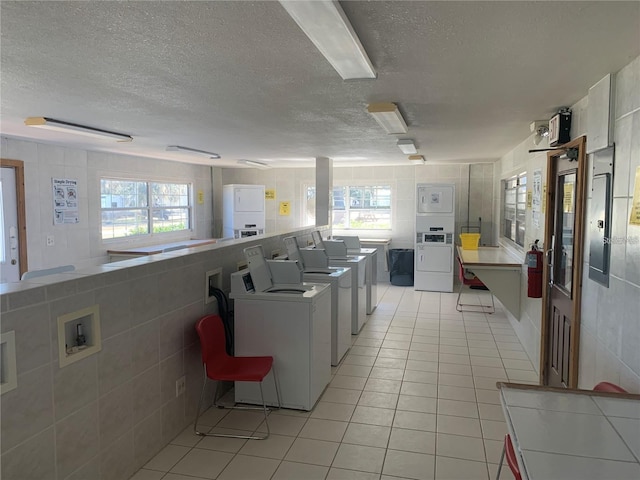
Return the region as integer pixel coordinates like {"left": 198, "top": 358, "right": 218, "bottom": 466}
{"left": 408, "top": 155, "right": 425, "bottom": 165}
{"left": 397, "top": 139, "right": 418, "bottom": 155}
{"left": 24, "top": 117, "right": 132, "bottom": 142}
{"left": 367, "top": 103, "right": 408, "bottom": 134}
{"left": 279, "top": 0, "right": 376, "bottom": 80}
{"left": 166, "top": 145, "right": 220, "bottom": 159}
{"left": 237, "top": 159, "right": 270, "bottom": 169}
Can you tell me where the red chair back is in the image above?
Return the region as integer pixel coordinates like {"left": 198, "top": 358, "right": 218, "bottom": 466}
{"left": 593, "top": 381, "right": 627, "bottom": 393}
{"left": 505, "top": 434, "right": 522, "bottom": 480}
{"left": 195, "top": 315, "right": 231, "bottom": 367}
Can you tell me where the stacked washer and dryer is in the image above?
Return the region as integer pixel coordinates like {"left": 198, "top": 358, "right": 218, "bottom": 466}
{"left": 415, "top": 183, "right": 456, "bottom": 292}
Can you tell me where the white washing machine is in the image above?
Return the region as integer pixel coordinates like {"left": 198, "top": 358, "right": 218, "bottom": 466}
{"left": 415, "top": 184, "right": 456, "bottom": 292}
{"left": 320, "top": 240, "right": 367, "bottom": 334}
{"left": 284, "top": 237, "right": 352, "bottom": 366}
{"left": 334, "top": 235, "right": 378, "bottom": 314}
{"left": 229, "top": 246, "right": 331, "bottom": 411}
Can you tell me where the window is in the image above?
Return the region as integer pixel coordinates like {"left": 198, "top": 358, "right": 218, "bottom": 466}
{"left": 100, "top": 178, "right": 191, "bottom": 240}
{"left": 333, "top": 185, "right": 391, "bottom": 230}
{"left": 502, "top": 173, "right": 526, "bottom": 247}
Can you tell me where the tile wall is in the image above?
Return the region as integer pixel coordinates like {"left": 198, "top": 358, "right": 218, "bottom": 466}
{"left": 0, "top": 138, "right": 214, "bottom": 271}
{"left": 0, "top": 226, "right": 327, "bottom": 480}
{"left": 494, "top": 54, "right": 640, "bottom": 392}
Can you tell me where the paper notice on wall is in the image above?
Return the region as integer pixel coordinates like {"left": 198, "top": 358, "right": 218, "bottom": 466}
{"left": 630, "top": 166, "right": 640, "bottom": 226}
{"left": 265, "top": 189, "right": 276, "bottom": 200}
{"left": 532, "top": 169, "right": 542, "bottom": 228}
{"left": 279, "top": 201, "right": 290, "bottom": 216}
{"left": 563, "top": 182, "right": 574, "bottom": 213}
{"left": 53, "top": 178, "right": 79, "bottom": 224}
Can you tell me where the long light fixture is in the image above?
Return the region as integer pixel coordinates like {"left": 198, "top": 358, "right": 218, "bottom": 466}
{"left": 237, "top": 159, "right": 270, "bottom": 169}
{"left": 24, "top": 117, "right": 133, "bottom": 142}
{"left": 408, "top": 155, "right": 426, "bottom": 165}
{"left": 367, "top": 103, "right": 408, "bottom": 134}
{"left": 279, "top": 0, "right": 376, "bottom": 80}
{"left": 166, "top": 145, "right": 220, "bottom": 159}
{"left": 397, "top": 139, "right": 418, "bottom": 155}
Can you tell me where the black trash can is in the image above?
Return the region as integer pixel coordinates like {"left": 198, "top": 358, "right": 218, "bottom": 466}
{"left": 388, "top": 249, "right": 414, "bottom": 286}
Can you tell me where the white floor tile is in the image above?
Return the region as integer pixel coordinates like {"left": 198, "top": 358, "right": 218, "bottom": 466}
{"left": 393, "top": 410, "right": 437, "bottom": 432}
{"left": 358, "top": 391, "right": 399, "bottom": 409}
{"left": 299, "top": 418, "right": 348, "bottom": 442}
{"left": 383, "top": 449, "right": 435, "bottom": 480}
{"left": 342, "top": 354, "right": 377, "bottom": 367}
{"left": 351, "top": 405, "right": 396, "bottom": 427}
{"left": 169, "top": 448, "right": 233, "bottom": 479}
{"left": 309, "top": 401, "right": 355, "bottom": 422}
{"left": 388, "top": 427, "right": 436, "bottom": 454}
{"left": 332, "top": 443, "right": 386, "bottom": 474}
{"left": 196, "top": 428, "right": 251, "bottom": 453}
{"left": 143, "top": 445, "right": 191, "bottom": 472}
{"left": 256, "top": 413, "right": 307, "bottom": 436}
{"left": 400, "top": 381, "right": 438, "bottom": 398}
{"left": 271, "top": 461, "right": 329, "bottom": 480}
{"left": 342, "top": 422, "right": 391, "bottom": 448}
{"left": 435, "top": 455, "right": 489, "bottom": 479}
{"left": 364, "top": 377, "right": 402, "bottom": 394}
{"left": 403, "top": 369, "right": 438, "bottom": 384}
{"left": 397, "top": 395, "right": 437, "bottom": 414}
{"left": 238, "top": 433, "right": 295, "bottom": 459}
{"left": 327, "top": 468, "right": 380, "bottom": 480}
{"left": 374, "top": 357, "right": 408, "bottom": 369}
{"left": 437, "top": 385, "right": 476, "bottom": 402}
{"left": 330, "top": 375, "right": 367, "bottom": 390}
{"left": 130, "top": 469, "right": 164, "bottom": 480}
{"left": 320, "top": 387, "right": 362, "bottom": 405}
{"left": 437, "top": 399, "right": 479, "bottom": 418}
{"left": 370, "top": 366, "right": 405, "bottom": 380}
{"left": 284, "top": 437, "right": 339, "bottom": 466}
{"left": 436, "top": 415, "right": 482, "bottom": 437}
{"left": 217, "top": 454, "right": 279, "bottom": 480}
{"left": 436, "top": 432, "right": 486, "bottom": 461}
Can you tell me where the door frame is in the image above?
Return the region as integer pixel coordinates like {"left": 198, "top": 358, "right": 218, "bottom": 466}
{"left": 0, "top": 158, "right": 28, "bottom": 277}
{"left": 539, "top": 136, "right": 587, "bottom": 388}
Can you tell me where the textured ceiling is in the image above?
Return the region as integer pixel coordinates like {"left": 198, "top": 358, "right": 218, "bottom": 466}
{"left": 1, "top": 1, "right": 639, "bottom": 168}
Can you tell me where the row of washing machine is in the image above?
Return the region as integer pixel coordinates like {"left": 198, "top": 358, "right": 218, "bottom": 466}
{"left": 228, "top": 235, "right": 377, "bottom": 411}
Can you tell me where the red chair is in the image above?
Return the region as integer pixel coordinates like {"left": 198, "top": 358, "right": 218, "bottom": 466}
{"left": 496, "top": 434, "right": 522, "bottom": 480}
{"left": 593, "top": 382, "right": 627, "bottom": 393}
{"left": 193, "top": 314, "right": 281, "bottom": 440}
{"left": 456, "top": 257, "right": 495, "bottom": 313}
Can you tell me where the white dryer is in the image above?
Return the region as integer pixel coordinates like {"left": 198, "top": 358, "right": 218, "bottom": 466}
{"left": 284, "top": 237, "right": 352, "bottom": 366}
{"left": 415, "top": 184, "right": 456, "bottom": 292}
{"left": 230, "top": 245, "right": 331, "bottom": 411}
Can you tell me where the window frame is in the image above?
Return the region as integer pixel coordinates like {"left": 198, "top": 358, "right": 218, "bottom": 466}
{"left": 100, "top": 177, "right": 193, "bottom": 241}
{"left": 501, "top": 172, "right": 527, "bottom": 248}
{"left": 332, "top": 184, "right": 392, "bottom": 230}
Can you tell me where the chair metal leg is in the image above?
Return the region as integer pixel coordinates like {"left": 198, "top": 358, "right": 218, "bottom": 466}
{"left": 193, "top": 370, "right": 210, "bottom": 436}
{"left": 272, "top": 365, "right": 282, "bottom": 410}
{"left": 455, "top": 281, "right": 465, "bottom": 312}
{"left": 496, "top": 441, "right": 506, "bottom": 479}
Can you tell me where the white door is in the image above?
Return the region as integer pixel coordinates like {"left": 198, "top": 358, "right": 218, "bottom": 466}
{"left": 416, "top": 245, "right": 452, "bottom": 273}
{"left": 1, "top": 167, "right": 21, "bottom": 282}
{"left": 234, "top": 187, "right": 264, "bottom": 212}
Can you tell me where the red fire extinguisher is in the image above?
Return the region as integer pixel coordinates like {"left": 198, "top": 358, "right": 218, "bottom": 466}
{"left": 527, "top": 239, "right": 543, "bottom": 298}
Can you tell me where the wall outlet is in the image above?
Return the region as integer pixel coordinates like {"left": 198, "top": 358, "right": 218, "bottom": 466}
{"left": 175, "top": 376, "right": 186, "bottom": 397}
{"left": 46, "top": 235, "right": 55, "bottom": 246}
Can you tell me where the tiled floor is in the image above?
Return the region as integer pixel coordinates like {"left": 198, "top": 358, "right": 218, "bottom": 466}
{"left": 132, "top": 285, "right": 538, "bottom": 480}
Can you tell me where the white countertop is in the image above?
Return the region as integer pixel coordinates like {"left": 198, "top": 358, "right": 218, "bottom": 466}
{"left": 499, "top": 383, "right": 640, "bottom": 480}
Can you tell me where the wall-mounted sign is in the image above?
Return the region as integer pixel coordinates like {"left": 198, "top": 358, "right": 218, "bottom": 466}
{"left": 52, "top": 178, "right": 79, "bottom": 224}
{"left": 542, "top": 185, "right": 547, "bottom": 213}
{"left": 526, "top": 191, "right": 532, "bottom": 209}
{"left": 197, "top": 190, "right": 204, "bottom": 204}
{"left": 279, "top": 201, "right": 290, "bottom": 216}
{"left": 265, "top": 189, "right": 276, "bottom": 200}
{"left": 630, "top": 166, "right": 640, "bottom": 226}
{"left": 532, "top": 169, "right": 542, "bottom": 228}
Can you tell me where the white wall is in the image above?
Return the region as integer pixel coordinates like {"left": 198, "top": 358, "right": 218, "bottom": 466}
{"left": 1, "top": 137, "right": 214, "bottom": 271}
{"left": 333, "top": 163, "right": 496, "bottom": 249}
{"left": 220, "top": 167, "right": 315, "bottom": 235}
{"left": 493, "top": 55, "right": 640, "bottom": 393}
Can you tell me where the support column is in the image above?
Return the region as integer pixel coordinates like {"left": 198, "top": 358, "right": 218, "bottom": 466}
{"left": 315, "top": 157, "right": 333, "bottom": 227}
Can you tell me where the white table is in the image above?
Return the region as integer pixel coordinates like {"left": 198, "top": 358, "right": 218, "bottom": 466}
{"left": 457, "top": 246, "right": 522, "bottom": 318}
{"left": 498, "top": 382, "right": 640, "bottom": 480}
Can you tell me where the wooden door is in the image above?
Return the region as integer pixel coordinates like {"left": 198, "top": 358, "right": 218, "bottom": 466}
{"left": 540, "top": 137, "right": 586, "bottom": 388}
{"left": 0, "top": 159, "right": 27, "bottom": 279}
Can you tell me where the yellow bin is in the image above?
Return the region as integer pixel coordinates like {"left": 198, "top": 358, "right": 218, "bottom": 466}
{"left": 460, "top": 233, "right": 480, "bottom": 250}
